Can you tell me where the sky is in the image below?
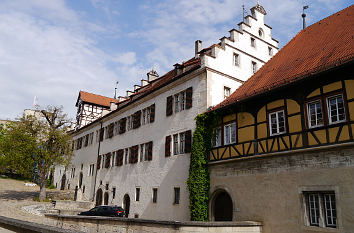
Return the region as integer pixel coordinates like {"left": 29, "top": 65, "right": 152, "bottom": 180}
{"left": 0, "top": 0, "right": 352, "bottom": 121}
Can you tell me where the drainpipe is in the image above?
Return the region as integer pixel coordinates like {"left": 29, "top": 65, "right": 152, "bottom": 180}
{"left": 92, "top": 121, "right": 103, "bottom": 202}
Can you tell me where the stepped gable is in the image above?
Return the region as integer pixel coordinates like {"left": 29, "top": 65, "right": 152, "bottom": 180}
{"left": 77, "top": 91, "right": 118, "bottom": 108}
{"left": 213, "top": 5, "right": 354, "bottom": 110}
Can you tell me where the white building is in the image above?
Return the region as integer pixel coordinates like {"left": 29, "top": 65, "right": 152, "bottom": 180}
{"left": 54, "top": 3, "right": 278, "bottom": 221}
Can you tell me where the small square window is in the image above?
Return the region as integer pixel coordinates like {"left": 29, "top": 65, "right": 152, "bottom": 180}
{"left": 174, "top": 187, "right": 180, "bottom": 204}
{"left": 268, "top": 47, "right": 273, "bottom": 56}
{"left": 252, "top": 61, "right": 257, "bottom": 74}
{"left": 251, "top": 38, "right": 256, "bottom": 48}
{"left": 152, "top": 188, "right": 158, "bottom": 203}
{"left": 224, "top": 87, "right": 231, "bottom": 99}
{"left": 136, "top": 187, "right": 141, "bottom": 202}
{"left": 233, "top": 53, "right": 240, "bottom": 66}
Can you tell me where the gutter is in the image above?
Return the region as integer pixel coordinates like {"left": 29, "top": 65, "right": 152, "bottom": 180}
{"left": 91, "top": 121, "right": 103, "bottom": 202}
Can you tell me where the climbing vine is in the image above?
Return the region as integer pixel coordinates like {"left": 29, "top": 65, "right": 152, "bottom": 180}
{"left": 187, "top": 112, "right": 218, "bottom": 221}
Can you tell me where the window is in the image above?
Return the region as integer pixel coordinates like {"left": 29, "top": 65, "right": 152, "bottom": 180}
{"left": 136, "top": 187, "right": 140, "bottom": 201}
{"left": 327, "top": 95, "right": 346, "bottom": 124}
{"left": 144, "top": 143, "right": 149, "bottom": 161}
{"left": 125, "top": 148, "right": 129, "bottom": 164}
{"left": 89, "top": 164, "right": 95, "bottom": 176}
{"left": 174, "top": 94, "right": 180, "bottom": 113}
{"left": 152, "top": 188, "right": 158, "bottom": 203}
{"left": 179, "top": 132, "right": 185, "bottom": 154}
{"left": 146, "top": 107, "right": 151, "bottom": 123}
{"left": 224, "top": 122, "right": 236, "bottom": 145}
{"left": 252, "top": 61, "right": 257, "bottom": 73}
{"left": 269, "top": 110, "right": 286, "bottom": 136}
{"left": 307, "top": 100, "right": 324, "bottom": 128}
{"left": 180, "top": 91, "right": 186, "bottom": 111}
{"left": 268, "top": 47, "right": 273, "bottom": 56}
{"left": 251, "top": 37, "right": 256, "bottom": 48}
{"left": 112, "top": 187, "right": 116, "bottom": 199}
{"left": 303, "top": 192, "right": 337, "bottom": 228}
{"left": 224, "top": 87, "right": 231, "bottom": 99}
{"left": 142, "top": 109, "right": 146, "bottom": 125}
{"left": 212, "top": 127, "right": 222, "bottom": 147}
{"left": 140, "top": 144, "right": 144, "bottom": 162}
{"left": 233, "top": 53, "right": 240, "bottom": 66}
{"left": 258, "top": 29, "right": 263, "bottom": 38}
{"left": 173, "top": 134, "right": 179, "bottom": 155}
{"left": 174, "top": 187, "right": 180, "bottom": 204}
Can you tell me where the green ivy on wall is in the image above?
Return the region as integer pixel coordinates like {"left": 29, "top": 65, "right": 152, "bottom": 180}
{"left": 187, "top": 112, "right": 218, "bottom": 221}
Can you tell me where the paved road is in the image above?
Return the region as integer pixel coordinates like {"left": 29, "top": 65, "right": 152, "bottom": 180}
{"left": 0, "top": 178, "right": 56, "bottom": 225}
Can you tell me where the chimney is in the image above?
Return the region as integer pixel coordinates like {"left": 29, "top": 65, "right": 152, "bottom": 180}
{"left": 110, "top": 101, "right": 117, "bottom": 111}
{"left": 195, "top": 40, "right": 202, "bottom": 58}
{"left": 147, "top": 70, "right": 159, "bottom": 82}
{"left": 126, "top": 90, "right": 134, "bottom": 97}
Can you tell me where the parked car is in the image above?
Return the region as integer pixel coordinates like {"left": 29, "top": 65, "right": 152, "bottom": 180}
{"left": 78, "top": 205, "right": 125, "bottom": 217}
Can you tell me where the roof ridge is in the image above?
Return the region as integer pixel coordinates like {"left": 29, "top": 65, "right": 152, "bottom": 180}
{"left": 80, "top": 90, "right": 116, "bottom": 100}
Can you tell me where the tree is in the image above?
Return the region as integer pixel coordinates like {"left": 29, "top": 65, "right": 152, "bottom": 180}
{"left": 0, "top": 106, "right": 73, "bottom": 201}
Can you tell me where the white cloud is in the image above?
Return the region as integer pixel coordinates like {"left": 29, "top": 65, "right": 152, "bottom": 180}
{"left": 113, "top": 52, "right": 137, "bottom": 65}
{"left": 0, "top": 1, "right": 119, "bottom": 120}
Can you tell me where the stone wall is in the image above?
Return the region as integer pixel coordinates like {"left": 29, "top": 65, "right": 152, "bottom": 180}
{"left": 45, "top": 214, "right": 262, "bottom": 233}
{"left": 209, "top": 145, "right": 354, "bottom": 233}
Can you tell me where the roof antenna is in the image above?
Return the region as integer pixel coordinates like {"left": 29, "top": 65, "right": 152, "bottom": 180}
{"left": 242, "top": 4, "right": 245, "bottom": 22}
{"left": 114, "top": 81, "right": 119, "bottom": 99}
{"left": 302, "top": 5, "right": 309, "bottom": 30}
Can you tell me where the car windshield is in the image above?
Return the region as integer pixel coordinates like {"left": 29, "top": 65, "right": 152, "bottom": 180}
{"left": 89, "top": 207, "right": 100, "bottom": 212}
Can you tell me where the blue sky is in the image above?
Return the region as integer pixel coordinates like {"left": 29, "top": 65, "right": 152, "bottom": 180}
{"left": 0, "top": 0, "right": 352, "bottom": 120}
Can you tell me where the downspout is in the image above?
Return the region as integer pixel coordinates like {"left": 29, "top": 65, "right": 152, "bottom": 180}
{"left": 92, "top": 121, "right": 103, "bottom": 202}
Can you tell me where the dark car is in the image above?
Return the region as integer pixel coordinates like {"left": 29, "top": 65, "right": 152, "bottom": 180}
{"left": 78, "top": 205, "right": 125, "bottom": 217}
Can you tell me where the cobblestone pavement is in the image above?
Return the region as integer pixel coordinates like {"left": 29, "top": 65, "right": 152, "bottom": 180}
{"left": 0, "top": 177, "right": 59, "bottom": 225}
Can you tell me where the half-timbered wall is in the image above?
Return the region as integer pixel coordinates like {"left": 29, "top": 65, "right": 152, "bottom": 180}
{"left": 210, "top": 79, "right": 354, "bottom": 161}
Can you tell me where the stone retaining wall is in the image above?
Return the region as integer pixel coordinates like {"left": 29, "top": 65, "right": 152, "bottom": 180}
{"left": 46, "top": 214, "right": 262, "bottom": 233}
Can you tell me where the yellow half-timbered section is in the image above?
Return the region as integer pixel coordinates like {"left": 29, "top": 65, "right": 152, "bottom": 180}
{"left": 209, "top": 79, "right": 354, "bottom": 162}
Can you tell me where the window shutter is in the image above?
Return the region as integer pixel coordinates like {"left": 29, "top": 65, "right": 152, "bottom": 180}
{"left": 105, "top": 153, "right": 111, "bottom": 168}
{"left": 147, "top": 141, "right": 153, "bottom": 161}
{"left": 117, "top": 149, "right": 124, "bottom": 166}
{"left": 185, "top": 130, "right": 192, "bottom": 153}
{"left": 165, "top": 135, "right": 171, "bottom": 157}
{"left": 166, "top": 96, "right": 173, "bottom": 116}
{"left": 133, "top": 110, "right": 141, "bottom": 129}
{"left": 108, "top": 123, "right": 114, "bottom": 138}
{"left": 186, "top": 87, "right": 193, "bottom": 109}
{"left": 97, "top": 155, "right": 101, "bottom": 170}
{"left": 150, "top": 104, "right": 155, "bottom": 123}
{"left": 119, "top": 118, "right": 126, "bottom": 134}
{"left": 131, "top": 145, "right": 139, "bottom": 163}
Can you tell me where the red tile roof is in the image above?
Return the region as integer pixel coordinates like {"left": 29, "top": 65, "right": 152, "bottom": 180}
{"left": 213, "top": 5, "right": 354, "bottom": 110}
{"left": 77, "top": 91, "right": 118, "bottom": 108}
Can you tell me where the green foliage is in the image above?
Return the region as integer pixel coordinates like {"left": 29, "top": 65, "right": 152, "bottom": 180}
{"left": 187, "top": 112, "right": 218, "bottom": 221}
{"left": 0, "top": 106, "right": 73, "bottom": 200}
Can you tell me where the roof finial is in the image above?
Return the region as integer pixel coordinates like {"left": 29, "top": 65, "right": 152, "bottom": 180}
{"left": 114, "top": 81, "right": 119, "bottom": 99}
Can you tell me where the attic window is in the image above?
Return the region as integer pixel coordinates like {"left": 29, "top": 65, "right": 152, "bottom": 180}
{"left": 258, "top": 28, "right": 264, "bottom": 38}
{"left": 251, "top": 38, "right": 256, "bottom": 48}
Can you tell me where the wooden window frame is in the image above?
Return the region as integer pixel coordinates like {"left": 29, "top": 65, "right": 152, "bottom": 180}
{"left": 224, "top": 122, "right": 236, "bottom": 145}
{"left": 268, "top": 108, "right": 287, "bottom": 136}
{"left": 212, "top": 127, "right": 222, "bottom": 147}
{"left": 326, "top": 94, "right": 346, "bottom": 125}
{"left": 306, "top": 99, "right": 324, "bottom": 129}
{"left": 224, "top": 86, "right": 231, "bottom": 99}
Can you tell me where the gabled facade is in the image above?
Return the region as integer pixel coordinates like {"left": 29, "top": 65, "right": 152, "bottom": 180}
{"left": 53, "top": 3, "right": 279, "bottom": 221}
{"left": 207, "top": 5, "right": 354, "bottom": 232}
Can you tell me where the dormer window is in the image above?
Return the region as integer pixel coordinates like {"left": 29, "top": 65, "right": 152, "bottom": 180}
{"left": 251, "top": 38, "right": 256, "bottom": 48}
